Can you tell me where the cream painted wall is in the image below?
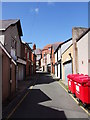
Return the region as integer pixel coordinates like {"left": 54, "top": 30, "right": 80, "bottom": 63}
{"left": 77, "top": 32, "right": 89, "bottom": 75}
{"left": 88, "top": 32, "right": 90, "bottom": 76}
{"left": 62, "top": 45, "right": 73, "bottom": 80}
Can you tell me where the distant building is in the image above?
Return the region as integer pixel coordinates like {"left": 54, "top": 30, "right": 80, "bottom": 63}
{"left": 34, "top": 47, "right": 42, "bottom": 71}
{"left": 41, "top": 44, "right": 52, "bottom": 72}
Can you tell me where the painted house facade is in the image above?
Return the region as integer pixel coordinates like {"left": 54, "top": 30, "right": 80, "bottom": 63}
{"left": 0, "top": 19, "right": 26, "bottom": 89}
{"left": 54, "top": 43, "right": 62, "bottom": 79}
{"left": 72, "top": 27, "right": 88, "bottom": 74}
{"left": 0, "top": 42, "right": 16, "bottom": 102}
{"left": 62, "top": 44, "right": 73, "bottom": 83}
{"left": 41, "top": 44, "right": 52, "bottom": 72}
{"left": 61, "top": 38, "right": 72, "bottom": 83}
{"left": 51, "top": 43, "right": 61, "bottom": 75}
{"left": 76, "top": 28, "right": 90, "bottom": 76}
{"left": 34, "top": 48, "right": 42, "bottom": 71}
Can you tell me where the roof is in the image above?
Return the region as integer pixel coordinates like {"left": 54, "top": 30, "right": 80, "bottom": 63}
{"left": 77, "top": 28, "right": 90, "bottom": 42}
{"left": 0, "top": 19, "right": 23, "bottom": 36}
{"left": 42, "top": 44, "right": 52, "bottom": 51}
{"left": 0, "top": 42, "right": 16, "bottom": 65}
{"left": 54, "top": 38, "right": 72, "bottom": 53}
{"left": 34, "top": 48, "right": 42, "bottom": 55}
{"left": 52, "top": 42, "right": 63, "bottom": 52}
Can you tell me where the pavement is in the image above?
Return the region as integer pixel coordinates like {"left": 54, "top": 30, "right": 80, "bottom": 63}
{"left": 2, "top": 74, "right": 38, "bottom": 119}
{"left": 2, "top": 72, "right": 90, "bottom": 119}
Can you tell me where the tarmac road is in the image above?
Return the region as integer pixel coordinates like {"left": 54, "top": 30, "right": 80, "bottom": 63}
{"left": 9, "top": 72, "right": 89, "bottom": 119}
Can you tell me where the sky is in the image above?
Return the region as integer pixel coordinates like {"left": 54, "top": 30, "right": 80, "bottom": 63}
{"left": 2, "top": 2, "right": 88, "bottom": 49}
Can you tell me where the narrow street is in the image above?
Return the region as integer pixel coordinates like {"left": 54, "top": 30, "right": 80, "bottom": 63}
{"left": 9, "top": 72, "right": 89, "bottom": 119}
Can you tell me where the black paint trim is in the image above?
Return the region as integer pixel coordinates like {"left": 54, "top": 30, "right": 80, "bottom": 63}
{"left": 63, "top": 60, "right": 72, "bottom": 65}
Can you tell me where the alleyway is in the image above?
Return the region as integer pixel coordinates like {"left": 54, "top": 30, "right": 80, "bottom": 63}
{"left": 9, "top": 72, "right": 89, "bottom": 119}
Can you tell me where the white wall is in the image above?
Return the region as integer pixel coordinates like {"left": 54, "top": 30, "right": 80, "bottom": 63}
{"left": 61, "top": 40, "right": 72, "bottom": 55}
{"left": 77, "top": 32, "right": 88, "bottom": 75}
{"left": 58, "top": 47, "right": 61, "bottom": 61}
{"left": 55, "top": 65, "right": 57, "bottom": 77}
{"left": 58, "top": 64, "right": 60, "bottom": 78}
{"left": 37, "top": 54, "right": 41, "bottom": 61}
{"left": 55, "top": 52, "right": 57, "bottom": 63}
{"left": 47, "top": 53, "right": 50, "bottom": 65}
{"left": 0, "top": 35, "right": 4, "bottom": 45}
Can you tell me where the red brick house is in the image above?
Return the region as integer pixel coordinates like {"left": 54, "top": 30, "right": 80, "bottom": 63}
{"left": 21, "top": 42, "right": 36, "bottom": 79}
{"left": 24, "top": 43, "right": 32, "bottom": 77}
{"left": 31, "top": 50, "right": 36, "bottom": 75}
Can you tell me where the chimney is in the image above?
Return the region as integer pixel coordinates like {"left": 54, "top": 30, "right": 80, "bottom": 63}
{"left": 33, "top": 44, "right": 36, "bottom": 50}
{"left": 72, "top": 27, "right": 88, "bottom": 74}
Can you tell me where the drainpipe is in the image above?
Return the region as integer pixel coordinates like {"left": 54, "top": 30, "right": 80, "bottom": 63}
{"left": 69, "top": 53, "right": 73, "bottom": 74}
{"left": 10, "top": 61, "right": 12, "bottom": 98}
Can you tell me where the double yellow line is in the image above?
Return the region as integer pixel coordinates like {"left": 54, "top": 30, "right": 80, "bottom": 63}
{"left": 7, "top": 86, "right": 34, "bottom": 119}
{"left": 58, "top": 82, "right": 90, "bottom": 116}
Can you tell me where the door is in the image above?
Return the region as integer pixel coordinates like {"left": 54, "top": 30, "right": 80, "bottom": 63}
{"left": 64, "top": 62, "right": 72, "bottom": 83}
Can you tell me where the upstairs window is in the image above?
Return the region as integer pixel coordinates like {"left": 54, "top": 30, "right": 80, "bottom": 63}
{"left": 27, "top": 51, "right": 29, "bottom": 59}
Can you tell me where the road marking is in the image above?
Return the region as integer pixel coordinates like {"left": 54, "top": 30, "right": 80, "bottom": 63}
{"left": 58, "top": 81, "right": 90, "bottom": 116}
{"left": 7, "top": 85, "right": 34, "bottom": 119}
{"left": 58, "top": 82, "right": 68, "bottom": 93}
{"left": 28, "top": 85, "right": 34, "bottom": 90}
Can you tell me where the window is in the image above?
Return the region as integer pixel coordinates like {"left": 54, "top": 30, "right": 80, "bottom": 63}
{"left": 25, "top": 47, "right": 27, "bottom": 53}
{"left": 27, "top": 51, "right": 29, "bottom": 59}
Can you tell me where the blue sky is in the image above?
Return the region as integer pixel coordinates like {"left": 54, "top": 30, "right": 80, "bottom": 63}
{"left": 2, "top": 2, "right": 88, "bottom": 49}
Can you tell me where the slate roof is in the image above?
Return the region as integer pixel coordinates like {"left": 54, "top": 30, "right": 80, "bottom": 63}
{"left": 77, "top": 28, "right": 90, "bottom": 42}
{"left": 0, "top": 19, "right": 23, "bottom": 36}
{"left": 52, "top": 42, "right": 63, "bottom": 52}
{"left": 34, "top": 48, "right": 42, "bottom": 55}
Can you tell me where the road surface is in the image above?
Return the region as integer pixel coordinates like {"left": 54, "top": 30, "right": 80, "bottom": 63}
{"left": 10, "top": 72, "right": 89, "bottom": 119}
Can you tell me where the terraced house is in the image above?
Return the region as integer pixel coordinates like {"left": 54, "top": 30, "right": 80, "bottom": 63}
{"left": 0, "top": 19, "right": 36, "bottom": 102}
{"left": 41, "top": 44, "right": 52, "bottom": 72}
{"left": 0, "top": 19, "right": 27, "bottom": 101}
{"left": 54, "top": 27, "right": 89, "bottom": 84}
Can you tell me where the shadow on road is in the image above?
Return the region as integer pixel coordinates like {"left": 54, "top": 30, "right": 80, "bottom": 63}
{"left": 35, "top": 72, "right": 59, "bottom": 85}
{"left": 11, "top": 89, "right": 67, "bottom": 119}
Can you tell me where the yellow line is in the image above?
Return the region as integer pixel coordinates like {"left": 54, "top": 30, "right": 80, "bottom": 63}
{"left": 7, "top": 85, "right": 34, "bottom": 119}
{"left": 7, "top": 91, "right": 29, "bottom": 119}
{"left": 29, "top": 86, "right": 33, "bottom": 89}
{"left": 58, "top": 82, "right": 68, "bottom": 93}
{"left": 58, "top": 81, "right": 90, "bottom": 116}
